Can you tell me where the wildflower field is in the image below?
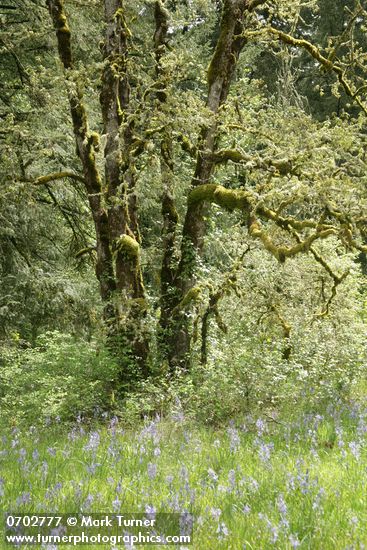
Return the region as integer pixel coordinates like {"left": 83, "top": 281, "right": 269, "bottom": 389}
{"left": 2, "top": 399, "right": 367, "bottom": 549}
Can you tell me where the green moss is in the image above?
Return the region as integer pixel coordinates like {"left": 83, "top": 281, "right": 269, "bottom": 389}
{"left": 114, "top": 8, "right": 132, "bottom": 37}
{"left": 213, "top": 187, "right": 249, "bottom": 211}
{"left": 188, "top": 184, "right": 251, "bottom": 212}
{"left": 114, "top": 7, "right": 124, "bottom": 19}
{"left": 177, "top": 134, "right": 196, "bottom": 157}
{"left": 214, "top": 149, "right": 245, "bottom": 163}
{"left": 175, "top": 286, "right": 202, "bottom": 312}
{"left": 116, "top": 234, "right": 139, "bottom": 259}
{"left": 130, "top": 297, "right": 148, "bottom": 313}
{"left": 88, "top": 132, "right": 100, "bottom": 151}
{"left": 188, "top": 184, "right": 217, "bottom": 206}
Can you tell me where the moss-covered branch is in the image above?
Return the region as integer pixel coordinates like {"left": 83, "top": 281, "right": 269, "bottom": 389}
{"left": 264, "top": 27, "right": 367, "bottom": 117}
{"left": 211, "top": 148, "right": 296, "bottom": 175}
{"left": 188, "top": 183, "right": 252, "bottom": 211}
{"left": 177, "top": 133, "right": 197, "bottom": 157}
{"left": 75, "top": 245, "right": 97, "bottom": 259}
{"left": 32, "top": 171, "right": 85, "bottom": 186}
{"left": 188, "top": 183, "right": 342, "bottom": 262}
{"left": 249, "top": 216, "right": 336, "bottom": 262}
{"left": 188, "top": 183, "right": 332, "bottom": 232}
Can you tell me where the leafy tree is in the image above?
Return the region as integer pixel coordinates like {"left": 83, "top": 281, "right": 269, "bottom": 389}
{"left": 3, "top": 0, "right": 367, "bottom": 391}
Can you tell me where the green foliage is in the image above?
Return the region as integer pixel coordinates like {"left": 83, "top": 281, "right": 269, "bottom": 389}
{"left": 0, "top": 331, "right": 119, "bottom": 426}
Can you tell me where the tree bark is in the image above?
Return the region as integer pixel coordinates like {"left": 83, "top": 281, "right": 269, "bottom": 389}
{"left": 48, "top": 0, "right": 150, "bottom": 381}
{"left": 168, "top": 0, "right": 250, "bottom": 370}
{"left": 152, "top": 1, "right": 182, "bottom": 368}
{"left": 100, "top": 0, "right": 149, "bottom": 377}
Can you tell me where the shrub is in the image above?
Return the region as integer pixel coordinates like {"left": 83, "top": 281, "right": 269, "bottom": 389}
{"left": 0, "top": 331, "right": 119, "bottom": 426}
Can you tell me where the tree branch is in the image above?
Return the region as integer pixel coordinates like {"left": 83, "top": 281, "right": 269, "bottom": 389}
{"left": 75, "top": 245, "right": 96, "bottom": 259}
{"left": 211, "top": 148, "right": 297, "bottom": 175}
{"left": 263, "top": 27, "right": 367, "bottom": 117}
{"left": 30, "top": 171, "right": 85, "bottom": 186}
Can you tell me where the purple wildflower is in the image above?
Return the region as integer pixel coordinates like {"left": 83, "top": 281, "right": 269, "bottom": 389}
{"left": 312, "top": 487, "right": 325, "bottom": 511}
{"left": 349, "top": 441, "right": 360, "bottom": 460}
{"left": 289, "top": 534, "right": 301, "bottom": 548}
{"left": 207, "top": 468, "right": 218, "bottom": 483}
{"left": 147, "top": 462, "right": 158, "bottom": 480}
{"left": 179, "top": 512, "right": 194, "bottom": 536}
{"left": 86, "top": 462, "right": 101, "bottom": 475}
{"left": 32, "top": 449, "right": 39, "bottom": 461}
{"left": 227, "top": 427, "right": 240, "bottom": 452}
{"left": 228, "top": 469, "right": 236, "bottom": 490}
{"left": 277, "top": 493, "right": 288, "bottom": 517}
{"left": 210, "top": 507, "right": 221, "bottom": 520}
{"left": 84, "top": 431, "right": 100, "bottom": 453}
{"left": 16, "top": 492, "right": 31, "bottom": 506}
{"left": 82, "top": 493, "right": 94, "bottom": 510}
{"left": 258, "top": 442, "right": 274, "bottom": 463}
{"left": 41, "top": 460, "right": 48, "bottom": 481}
{"left": 217, "top": 522, "right": 229, "bottom": 537}
{"left": 350, "top": 516, "right": 359, "bottom": 527}
{"left": 144, "top": 505, "right": 156, "bottom": 523}
{"left": 112, "top": 497, "right": 121, "bottom": 512}
{"left": 256, "top": 418, "right": 266, "bottom": 437}
{"left": 180, "top": 466, "right": 189, "bottom": 483}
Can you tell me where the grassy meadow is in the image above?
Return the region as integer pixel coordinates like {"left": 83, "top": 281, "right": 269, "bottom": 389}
{"left": 2, "top": 399, "right": 367, "bottom": 549}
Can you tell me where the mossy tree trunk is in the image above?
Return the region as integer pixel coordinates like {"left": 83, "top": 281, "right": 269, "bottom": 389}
{"left": 48, "top": 0, "right": 150, "bottom": 382}
{"left": 165, "top": 0, "right": 251, "bottom": 371}
{"left": 152, "top": 1, "right": 181, "bottom": 367}
{"left": 100, "top": 0, "right": 149, "bottom": 378}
